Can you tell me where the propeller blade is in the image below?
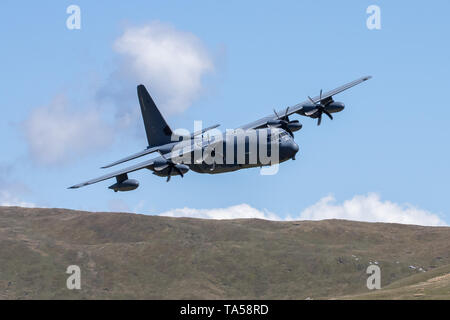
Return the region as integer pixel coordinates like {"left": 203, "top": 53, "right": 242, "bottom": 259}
{"left": 286, "top": 128, "right": 294, "bottom": 138}
{"left": 324, "top": 109, "right": 333, "bottom": 120}
{"left": 166, "top": 166, "right": 173, "bottom": 182}
{"left": 284, "top": 106, "right": 289, "bottom": 118}
{"left": 174, "top": 165, "right": 184, "bottom": 178}
{"left": 306, "top": 90, "right": 332, "bottom": 125}
{"left": 273, "top": 109, "right": 280, "bottom": 119}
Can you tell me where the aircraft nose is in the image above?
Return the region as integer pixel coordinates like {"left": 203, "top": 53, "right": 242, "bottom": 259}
{"left": 293, "top": 141, "right": 299, "bottom": 153}
{"left": 280, "top": 139, "right": 299, "bottom": 159}
{"left": 291, "top": 140, "right": 299, "bottom": 155}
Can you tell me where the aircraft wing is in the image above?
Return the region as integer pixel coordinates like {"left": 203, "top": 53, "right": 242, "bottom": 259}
{"left": 68, "top": 158, "right": 156, "bottom": 189}
{"left": 239, "top": 76, "right": 372, "bottom": 130}
{"left": 68, "top": 139, "right": 211, "bottom": 189}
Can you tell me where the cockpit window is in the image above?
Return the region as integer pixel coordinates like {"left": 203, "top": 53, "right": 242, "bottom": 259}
{"left": 267, "top": 129, "right": 289, "bottom": 142}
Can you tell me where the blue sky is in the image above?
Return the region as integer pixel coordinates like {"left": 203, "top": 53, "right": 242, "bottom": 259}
{"left": 1, "top": 1, "right": 449, "bottom": 225}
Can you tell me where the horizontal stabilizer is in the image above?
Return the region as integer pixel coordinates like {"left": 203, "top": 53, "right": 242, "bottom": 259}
{"left": 101, "top": 146, "right": 160, "bottom": 169}
{"left": 190, "top": 124, "right": 220, "bottom": 138}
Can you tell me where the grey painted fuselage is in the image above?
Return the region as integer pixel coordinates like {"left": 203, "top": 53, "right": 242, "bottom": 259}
{"left": 149, "top": 127, "right": 299, "bottom": 175}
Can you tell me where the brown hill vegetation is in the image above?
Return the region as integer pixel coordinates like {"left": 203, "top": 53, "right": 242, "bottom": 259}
{"left": 0, "top": 206, "right": 449, "bottom": 299}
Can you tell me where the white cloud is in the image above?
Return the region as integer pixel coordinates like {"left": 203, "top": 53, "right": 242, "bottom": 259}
{"left": 159, "top": 194, "right": 447, "bottom": 226}
{"left": 22, "top": 22, "right": 213, "bottom": 165}
{"left": 298, "top": 193, "right": 447, "bottom": 226}
{"left": 0, "top": 190, "right": 35, "bottom": 208}
{"left": 23, "top": 95, "right": 113, "bottom": 165}
{"left": 160, "top": 203, "right": 280, "bottom": 220}
{"left": 0, "top": 164, "right": 35, "bottom": 208}
{"left": 113, "top": 22, "right": 214, "bottom": 115}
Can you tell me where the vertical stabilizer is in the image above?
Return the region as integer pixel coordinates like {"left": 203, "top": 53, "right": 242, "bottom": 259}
{"left": 137, "top": 85, "right": 173, "bottom": 147}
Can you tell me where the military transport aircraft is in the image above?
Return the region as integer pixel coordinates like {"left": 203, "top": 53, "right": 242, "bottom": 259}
{"left": 69, "top": 76, "right": 372, "bottom": 191}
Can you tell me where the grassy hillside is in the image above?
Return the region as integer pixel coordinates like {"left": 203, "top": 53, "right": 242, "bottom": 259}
{"left": 337, "top": 264, "right": 450, "bottom": 299}
{"left": 0, "top": 206, "right": 449, "bottom": 299}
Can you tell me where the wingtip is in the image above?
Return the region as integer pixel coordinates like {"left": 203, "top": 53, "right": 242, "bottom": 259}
{"left": 363, "top": 75, "right": 373, "bottom": 81}
{"left": 68, "top": 183, "right": 85, "bottom": 189}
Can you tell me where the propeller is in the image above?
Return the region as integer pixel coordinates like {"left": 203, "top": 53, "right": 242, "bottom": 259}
{"left": 306, "top": 89, "right": 333, "bottom": 126}
{"left": 268, "top": 107, "right": 301, "bottom": 137}
{"left": 153, "top": 155, "right": 186, "bottom": 182}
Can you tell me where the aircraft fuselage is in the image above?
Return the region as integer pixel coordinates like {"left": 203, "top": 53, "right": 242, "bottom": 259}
{"left": 150, "top": 127, "right": 299, "bottom": 175}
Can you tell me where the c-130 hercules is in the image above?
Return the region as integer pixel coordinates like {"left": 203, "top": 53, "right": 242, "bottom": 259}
{"left": 69, "top": 76, "right": 371, "bottom": 191}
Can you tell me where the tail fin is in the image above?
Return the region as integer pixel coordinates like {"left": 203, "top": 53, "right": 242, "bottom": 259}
{"left": 137, "top": 85, "right": 173, "bottom": 147}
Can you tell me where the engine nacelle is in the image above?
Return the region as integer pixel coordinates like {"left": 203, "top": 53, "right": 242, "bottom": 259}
{"left": 266, "top": 119, "right": 302, "bottom": 133}
{"left": 325, "top": 102, "right": 345, "bottom": 113}
{"left": 108, "top": 179, "right": 139, "bottom": 192}
{"left": 287, "top": 122, "right": 302, "bottom": 132}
